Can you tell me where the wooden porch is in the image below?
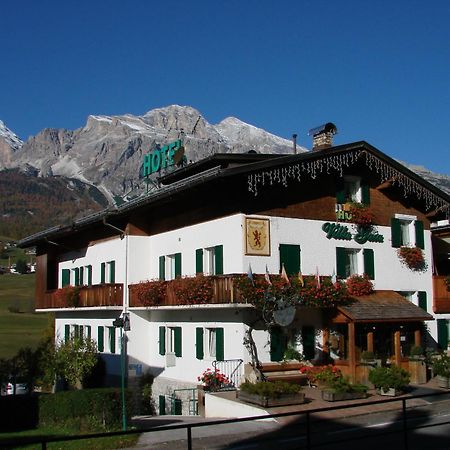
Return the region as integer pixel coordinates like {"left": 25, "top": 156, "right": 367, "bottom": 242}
{"left": 36, "top": 283, "right": 123, "bottom": 309}
{"left": 433, "top": 275, "right": 450, "bottom": 313}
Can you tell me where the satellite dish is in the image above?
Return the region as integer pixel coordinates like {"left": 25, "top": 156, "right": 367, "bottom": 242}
{"left": 273, "top": 299, "right": 296, "bottom": 327}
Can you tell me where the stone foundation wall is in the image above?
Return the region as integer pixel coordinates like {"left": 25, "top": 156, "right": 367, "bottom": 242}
{"left": 152, "top": 377, "right": 198, "bottom": 416}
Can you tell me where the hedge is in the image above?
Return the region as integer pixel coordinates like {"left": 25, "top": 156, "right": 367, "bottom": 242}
{"left": 39, "top": 388, "right": 131, "bottom": 431}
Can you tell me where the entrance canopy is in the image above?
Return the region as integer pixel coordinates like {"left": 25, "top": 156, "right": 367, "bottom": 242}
{"left": 336, "top": 290, "right": 434, "bottom": 323}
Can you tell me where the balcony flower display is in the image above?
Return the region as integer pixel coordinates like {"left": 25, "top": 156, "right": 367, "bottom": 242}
{"left": 349, "top": 203, "right": 375, "bottom": 227}
{"left": 55, "top": 286, "right": 80, "bottom": 307}
{"left": 346, "top": 274, "right": 374, "bottom": 296}
{"left": 397, "top": 246, "right": 427, "bottom": 272}
{"left": 133, "top": 279, "right": 167, "bottom": 306}
{"left": 235, "top": 274, "right": 348, "bottom": 311}
{"left": 197, "top": 368, "right": 230, "bottom": 391}
{"left": 172, "top": 275, "right": 214, "bottom": 304}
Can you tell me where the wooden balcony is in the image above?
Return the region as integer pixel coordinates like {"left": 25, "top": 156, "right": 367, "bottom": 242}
{"left": 433, "top": 276, "right": 450, "bottom": 314}
{"left": 129, "top": 275, "right": 246, "bottom": 308}
{"left": 36, "top": 284, "right": 123, "bottom": 310}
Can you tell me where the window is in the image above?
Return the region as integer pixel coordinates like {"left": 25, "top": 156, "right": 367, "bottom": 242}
{"left": 391, "top": 216, "right": 425, "bottom": 249}
{"left": 107, "top": 326, "right": 116, "bottom": 353}
{"left": 196, "top": 245, "right": 223, "bottom": 275}
{"left": 279, "top": 244, "right": 301, "bottom": 276}
{"left": 64, "top": 324, "right": 91, "bottom": 342}
{"left": 160, "top": 253, "right": 181, "bottom": 280}
{"left": 196, "top": 327, "right": 224, "bottom": 361}
{"left": 159, "top": 326, "right": 182, "bottom": 357}
{"left": 336, "top": 247, "right": 375, "bottom": 279}
{"left": 85, "top": 265, "right": 92, "bottom": 286}
{"left": 101, "top": 261, "right": 116, "bottom": 283}
{"left": 336, "top": 176, "right": 370, "bottom": 205}
{"left": 61, "top": 268, "right": 70, "bottom": 287}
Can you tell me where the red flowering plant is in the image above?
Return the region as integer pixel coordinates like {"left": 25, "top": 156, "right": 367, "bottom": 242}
{"left": 55, "top": 285, "right": 80, "bottom": 307}
{"left": 348, "top": 203, "right": 375, "bottom": 227}
{"left": 397, "top": 246, "right": 427, "bottom": 272}
{"left": 197, "top": 368, "right": 230, "bottom": 391}
{"left": 346, "top": 274, "right": 374, "bottom": 296}
{"left": 131, "top": 279, "right": 167, "bottom": 306}
{"left": 299, "top": 364, "right": 341, "bottom": 386}
{"left": 172, "top": 275, "right": 214, "bottom": 304}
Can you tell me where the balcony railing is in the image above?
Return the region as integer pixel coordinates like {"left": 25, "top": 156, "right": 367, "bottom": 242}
{"left": 129, "top": 275, "right": 246, "bottom": 308}
{"left": 433, "top": 275, "right": 450, "bottom": 313}
{"left": 36, "top": 283, "right": 123, "bottom": 310}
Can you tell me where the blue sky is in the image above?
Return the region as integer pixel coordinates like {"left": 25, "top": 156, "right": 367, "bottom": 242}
{"left": 1, "top": 0, "right": 449, "bottom": 174}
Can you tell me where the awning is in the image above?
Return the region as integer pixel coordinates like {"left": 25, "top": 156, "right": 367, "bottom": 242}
{"left": 336, "top": 290, "right": 434, "bottom": 323}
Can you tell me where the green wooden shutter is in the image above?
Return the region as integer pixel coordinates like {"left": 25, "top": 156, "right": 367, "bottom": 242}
{"left": 73, "top": 268, "right": 80, "bottom": 286}
{"left": 159, "top": 326, "right": 166, "bottom": 355}
{"left": 64, "top": 324, "right": 70, "bottom": 343}
{"left": 87, "top": 265, "right": 92, "bottom": 286}
{"left": 175, "top": 253, "right": 182, "bottom": 278}
{"left": 159, "top": 395, "right": 166, "bottom": 415}
{"left": 418, "top": 291, "right": 427, "bottom": 311}
{"left": 97, "top": 326, "right": 104, "bottom": 352}
{"left": 195, "top": 249, "right": 204, "bottom": 274}
{"left": 172, "top": 398, "right": 182, "bottom": 415}
{"left": 109, "top": 327, "right": 116, "bottom": 353}
{"left": 100, "top": 262, "right": 106, "bottom": 284}
{"left": 279, "top": 244, "right": 300, "bottom": 275}
{"left": 196, "top": 327, "right": 204, "bottom": 360}
{"left": 214, "top": 245, "right": 223, "bottom": 275}
{"left": 215, "top": 327, "right": 224, "bottom": 361}
{"left": 415, "top": 220, "right": 425, "bottom": 249}
{"left": 391, "top": 218, "right": 402, "bottom": 248}
{"left": 361, "top": 182, "right": 370, "bottom": 205}
{"left": 61, "top": 269, "right": 70, "bottom": 287}
{"left": 86, "top": 325, "right": 91, "bottom": 339}
{"left": 336, "top": 247, "right": 347, "bottom": 278}
{"left": 174, "top": 327, "right": 182, "bottom": 357}
{"left": 270, "top": 327, "right": 286, "bottom": 362}
{"left": 109, "top": 261, "right": 116, "bottom": 283}
{"left": 159, "top": 256, "right": 165, "bottom": 281}
{"left": 79, "top": 267, "right": 84, "bottom": 286}
{"left": 437, "top": 319, "right": 448, "bottom": 350}
{"left": 363, "top": 249, "right": 375, "bottom": 280}
{"left": 336, "top": 179, "right": 346, "bottom": 203}
{"left": 302, "top": 326, "right": 316, "bottom": 360}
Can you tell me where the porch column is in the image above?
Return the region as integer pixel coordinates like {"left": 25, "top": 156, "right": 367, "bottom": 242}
{"left": 367, "top": 331, "right": 374, "bottom": 353}
{"left": 414, "top": 329, "right": 421, "bottom": 347}
{"left": 348, "top": 322, "right": 356, "bottom": 381}
{"left": 323, "top": 328, "right": 330, "bottom": 356}
{"left": 394, "top": 330, "right": 401, "bottom": 366}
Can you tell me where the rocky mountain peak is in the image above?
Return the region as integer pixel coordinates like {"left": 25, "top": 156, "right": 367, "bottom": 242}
{"left": 0, "top": 120, "right": 23, "bottom": 169}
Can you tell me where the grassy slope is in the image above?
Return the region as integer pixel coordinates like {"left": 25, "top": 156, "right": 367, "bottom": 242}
{"left": 0, "top": 273, "right": 48, "bottom": 359}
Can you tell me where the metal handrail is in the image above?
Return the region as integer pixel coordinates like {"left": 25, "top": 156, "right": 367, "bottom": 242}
{"left": 1, "top": 391, "right": 449, "bottom": 449}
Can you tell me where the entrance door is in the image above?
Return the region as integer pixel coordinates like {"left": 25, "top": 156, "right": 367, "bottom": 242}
{"left": 302, "top": 326, "right": 316, "bottom": 360}
{"left": 270, "top": 327, "right": 288, "bottom": 361}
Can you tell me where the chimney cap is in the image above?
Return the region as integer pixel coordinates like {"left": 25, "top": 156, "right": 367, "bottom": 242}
{"left": 308, "top": 122, "right": 337, "bottom": 137}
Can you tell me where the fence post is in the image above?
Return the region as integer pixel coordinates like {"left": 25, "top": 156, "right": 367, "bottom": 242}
{"left": 402, "top": 398, "right": 408, "bottom": 450}
{"left": 187, "top": 425, "right": 192, "bottom": 450}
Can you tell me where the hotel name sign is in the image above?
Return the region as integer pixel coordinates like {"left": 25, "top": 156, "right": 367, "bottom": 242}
{"left": 322, "top": 222, "right": 384, "bottom": 245}
{"left": 142, "top": 139, "right": 183, "bottom": 176}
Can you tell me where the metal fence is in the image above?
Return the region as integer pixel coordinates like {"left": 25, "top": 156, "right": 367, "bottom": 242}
{"left": 1, "top": 391, "right": 449, "bottom": 450}
{"left": 212, "top": 358, "right": 243, "bottom": 389}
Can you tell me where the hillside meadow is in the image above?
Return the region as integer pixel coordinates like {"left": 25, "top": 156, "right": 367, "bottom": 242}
{"left": 0, "top": 273, "right": 49, "bottom": 359}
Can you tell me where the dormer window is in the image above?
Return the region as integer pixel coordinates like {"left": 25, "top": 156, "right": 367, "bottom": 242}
{"left": 391, "top": 215, "right": 425, "bottom": 249}
{"left": 336, "top": 176, "right": 370, "bottom": 205}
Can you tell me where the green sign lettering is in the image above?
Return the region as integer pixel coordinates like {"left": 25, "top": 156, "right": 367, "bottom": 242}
{"left": 142, "top": 139, "right": 182, "bottom": 176}
{"left": 322, "top": 222, "right": 384, "bottom": 244}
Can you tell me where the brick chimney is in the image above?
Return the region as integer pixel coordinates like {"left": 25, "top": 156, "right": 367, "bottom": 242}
{"left": 308, "top": 122, "right": 337, "bottom": 151}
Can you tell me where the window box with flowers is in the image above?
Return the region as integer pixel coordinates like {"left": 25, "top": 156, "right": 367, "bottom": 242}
{"left": 397, "top": 246, "right": 427, "bottom": 272}
{"left": 346, "top": 274, "right": 374, "bottom": 296}
{"left": 55, "top": 286, "right": 80, "bottom": 307}
{"left": 348, "top": 203, "right": 375, "bottom": 227}
{"left": 197, "top": 368, "right": 231, "bottom": 392}
{"left": 132, "top": 279, "right": 167, "bottom": 306}
{"left": 238, "top": 380, "right": 305, "bottom": 407}
{"left": 172, "top": 275, "right": 214, "bottom": 305}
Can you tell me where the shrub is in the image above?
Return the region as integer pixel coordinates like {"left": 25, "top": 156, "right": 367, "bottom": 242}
{"left": 283, "top": 346, "right": 303, "bottom": 361}
{"left": 39, "top": 388, "right": 130, "bottom": 431}
{"left": 361, "top": 350, "right": 375, "bottom": 361}
{"left": 240, "top": 381, "right": 301, "bottom": 398}
{"left": 369, "top": 366, "right": 410, "bottom": 392}
{"left": 431, "top": 353, "right": 450, "bottom": 378}
{"left": 325, "top": 376, "right": 368, "bottom": 394}
{"left": 409, "top": 345, "right": 424, "bottom": 358}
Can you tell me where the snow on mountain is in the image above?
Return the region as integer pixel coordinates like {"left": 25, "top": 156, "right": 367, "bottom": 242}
{"left": 0, "top": 120, "right": 23, "bottom": 169}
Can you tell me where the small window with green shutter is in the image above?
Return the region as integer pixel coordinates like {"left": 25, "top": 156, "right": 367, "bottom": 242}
{"left": 204, "top": 328, "right": 224, "bottom": 360}
{"left": 195, "top": 249, "right": 204, "bottom": 275}
{"left": 85, "top": 265, "right": 92, "bottom": 286}
{"left": 108, "top": 261, "right": 116, "bottom": 283}
{"left": 196, "top": 327, "right": 204, "bottom": 359}
{"left": 79, "top": 267, "right": 84, "bottom": 286}
{"left": 108, "top": 327, "right": 116, "bottom": 353}
{"left": 174, "top": 327, "right": 182, "bottom": 357}
{"left": 159, "top": 256, "right": 165, "bottom": 281}
{"left": 414, "top": 220, "right": 425, "bottom": 249}
{"left": 437, "top": 319, "right": 449, "bottom": 350}
{"left": 336, "top": 247, "right": 360, "bottom": 278}
{"left": 64, "top": 324, "right": 70, "bottom": 343}
{"left": 363, "top": 249, "right": 375, "bottom": 280}
{"left": 418, "top": 291, "right": 427, "bottom": 311}
{"left": 97, "top": 326, "right": 104, "bottom": 352}
{"left": 279, "top": 244, "right": 300, "bottom": 276}
{"left": 159, "top": 326, "right": 166, "bottom": 355}
{"left": 73, "top": 268, "right": 80, "bottom": 286}
{"left": 159, "top": 395, "right": 166, "bottom": 415}
{"left": 100, "top": 262, "right": 106, "bottom": 284}
{"left": 61, "top": 268, "right": 71, "bottom": 287}
{"left": 174, "top": 253, "right": 182, "bottom": 279}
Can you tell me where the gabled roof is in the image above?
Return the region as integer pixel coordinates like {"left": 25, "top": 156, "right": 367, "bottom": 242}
{"left": 17, "top": 141, "right": 450, "bottom": 248}
{"left": 337, "top": 291, "right": 434, "bottom": 322}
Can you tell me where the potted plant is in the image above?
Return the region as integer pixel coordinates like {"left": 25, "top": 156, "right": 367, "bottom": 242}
{"left": 348, "top": 203, "right": 375, "bottom": 227}
{"left": 369, "top": 366, "right": 410, "bottom": 396}
{"left": 397, "top": 246, "right": 427, "bottom": 272}
{"left": 238, "top": 380, "right": 305, "bottom": 407}
{"left": 283, "top": 346, "right": 303, "bottom": 362}
{"left": 321, "top": 376, "right": 368, "bottom": 402}
{"left": 197, "top": 368, "right": 230, "bottom": 392}
{"left": 431, "top": 353, "right": 450, "bottom": 389}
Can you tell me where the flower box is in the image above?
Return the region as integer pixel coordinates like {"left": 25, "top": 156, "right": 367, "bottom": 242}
{"left": 436, "top": 375, "right": 449, "bottom": 389}
{"left": 238, "top": 390, "right": 305, "bottom": 408}
{"left": 377, "top": 387, "right": 403, "bottom": 397}
{"left": 321, "top": 389, "right": 368, "bottom": 402}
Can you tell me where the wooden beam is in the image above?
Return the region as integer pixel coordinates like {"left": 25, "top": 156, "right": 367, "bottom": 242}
{"left": 348, "top": 322, "right": 356, "bottom": 382}
{"left": 394, "top": 330, "right": 401, "bottom": 366}
{"left": 367, "top": 331, "right": 374, "bottom": 353}
{"left": 375, "top": 177, "right": 395, "bottom": 190}
{"left": 414, "top": 329, "right": 421, "bottom": 347}
{"left": 323, "top": 328, "right": 330, "bottom": 356}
